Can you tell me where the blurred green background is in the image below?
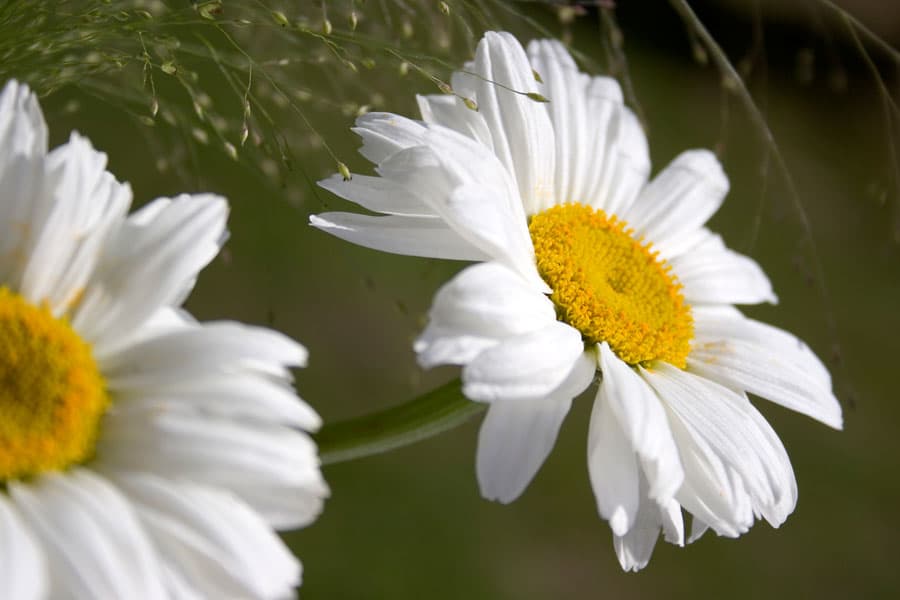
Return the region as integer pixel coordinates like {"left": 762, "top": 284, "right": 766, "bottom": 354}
{"left": 30, "top": 1, "right": 900, "bottom": 598}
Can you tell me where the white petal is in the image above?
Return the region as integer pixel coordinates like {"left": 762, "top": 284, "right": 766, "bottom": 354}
{"left": 392, "top": 126, "right": 539, "bottom": 282}
{"left": 10, "top": 469, "right": 166, "bottom": 600}
{"left": 663, "top": 412, "right": 753, "bottom": 538}
{"left": 462, "top": 321, "right": 585, "bottom": 401}
{"left": 318, "top": 173, "right": 435, "bottom": 216}
{"left": 351, "top": 112, "right": 428, "bottom": 164}
{"left": 310, "top": 212, "right": 488, "bottom": 261}
{"left": 72, "top": 194, "right": 228, "bottom": 353}
{"left": 219, "top": 481, "right": 328, "bottom": 531}
{"left": 437, "top": 182, "right": 543, "bottom": 288}
{"left": 114, "top": 372, "right": 321, "bottom": 431}
{"left": 0, "top": 81, "right": 49, "bottom": 285}
{"left": 670, "top": 230, "right": 777, "bottom": 304}
{"left": 612, "top": 477, "right": 660, "bottom": 572}
{"left": 641, "top": 364, "right": 797, "bottom": 534}
{"left": 0, "top": 155, "right": 44, "bottom": 284}
{"left": 690, "top": 309, "right": 842, "bottom": 429}
{"left": 95, "top": 411, "right": 327, "bottom": 528}
{"left": 416, "top": 93, "right": 492, "bottom": 147}
{"left": 582, "top": 84, "right": 650, "bottom": 217}
{"left": 456, "top": 31, "right": 556, "bottom": 215}
{"left": 613, "top": 492, "right": 684, "bottom": 572}
{"left": 0, "top": 79, "right": 47, "bottom": 158}
{"left": 19, "top": 133, "right": 131, "bottom": 314}
{"left": 598, "top": 343, "right": 684, "bottom": 502}
{"left": 527, "top": 39, "right": 591, "bottom": 206}
{"left": 742, "top": 403, "right": 798, "bottom": 527}
{"left": 415, "top": 262, "right": 556, "bottom": 368}
{"left": 117, "top": 475, "right": 300, "bottom": 600}
{"left": 587, "top": 385, "right": 640, "bottom": 536}
{"left": 624, "top": 150, "right": 728, "bottom": 258}
{"left": 329, "top": 127, "right": 540, "bottom": 279}
{"left": 0, "top": 494, "right": 47, "bottom": 600}
{"left": 659, "top": 497, "right": 685, "bottom": 546}
{"left": 689, "top": 517, "right": 710, "bottom": 543}
{"left": 102, "top": 321, "right": 307, "bottom": 387}
{"left": 476, "top": 351, "right": 595, "bottom": 503}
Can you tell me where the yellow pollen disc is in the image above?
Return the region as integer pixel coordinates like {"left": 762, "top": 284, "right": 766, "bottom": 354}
{"left": 0, "top": 287, "right": 108, "bottom": 481}
{"left": 529, "top": 203, "right": 693, "bottom": 368}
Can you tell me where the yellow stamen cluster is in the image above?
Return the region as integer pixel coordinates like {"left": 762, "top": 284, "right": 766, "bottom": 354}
{"left": 529, "top": 203, "right": 693, "bottom": 367}
{"left": 0, "top": 287, "right": 108, "bottom": 480}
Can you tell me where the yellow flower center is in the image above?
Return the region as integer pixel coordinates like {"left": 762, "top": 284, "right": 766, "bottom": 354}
{"left": 0, "top": 287, "right": 108, "bottom": 481}
{"left": 529, "top": 203, "right": 693, "bottom": 367}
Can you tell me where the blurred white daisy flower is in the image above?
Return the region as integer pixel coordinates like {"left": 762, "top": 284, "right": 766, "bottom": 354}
{"left": 312, "top": 32, "right": 842, "bottom": 570}
{"left": 0, "top": 80, "right": 328, "bottom": 599}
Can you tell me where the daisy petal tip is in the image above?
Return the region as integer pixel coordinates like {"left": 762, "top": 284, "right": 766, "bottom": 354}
{"left": 476, "top": 456, "right": 526, "bottom": 505}
{"left": 823, "top": 401, "right": 844, "bottom": 431}
{"left": 483, "top": 30, "right": 519, "bottom": 49}
{"left": 478, "top": 483, "right": 520, "bottom": 505}
{"left": 614, "top": 545, "right": 650, "bottom": 573}
{"left": 316, "top": 172, "right": 342, "bottom": 191}
{"left": 308, "top": 213, "right": 337, "bottom": 230}
{"left": 679, "top": 148, "right": 728, "bottom": 190}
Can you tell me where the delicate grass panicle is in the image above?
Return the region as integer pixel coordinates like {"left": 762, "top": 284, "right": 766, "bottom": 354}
{"left": 0, "top": 0, "right": 576, "bottom": 197}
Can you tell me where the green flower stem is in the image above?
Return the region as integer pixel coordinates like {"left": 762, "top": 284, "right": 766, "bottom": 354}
{"left": 314, "top": 378, "right": 485, "bottom": 466}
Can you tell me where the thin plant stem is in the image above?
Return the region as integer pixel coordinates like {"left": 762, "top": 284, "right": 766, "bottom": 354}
{"left": 314, "top": 378, "right": 485, "bottom": 466}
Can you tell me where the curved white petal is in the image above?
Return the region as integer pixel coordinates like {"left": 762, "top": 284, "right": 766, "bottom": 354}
{"left": 401, "top": 125, "right": 540, "bottom": 283}
{"left": 439, "top": 182, "right": 542, "bottom": 287}
{"left": 670, "top": 230, "right": 777, "bottom": 305}
{"left": 690, "top": 309, "right": 842, "bottom": 429}
{"left": 19, "top": 133, "right": 131, "bottom": 314}
{"left": 102, "top": 321, "right": 307, "bottom": 387}
{"left": 9, "top": 470, "right": 166, "bottom": 600}
{"left": 742, "top": 402, "right": 798, "bottom": 527}
{"left": 101, "top": 332, "right": 306, "bottom": 434}
{"left": 318, "top": 173, "right": 436, "bottom": 217}
{"left": 310, "top": 212, "right": 488, "bottom": 261}
{"left": 113, "top": 372, "right": 322, "bottom": 431}
{"left": 0, "top": 81, "right": 49, "bottom": 283}
{"left": 351, "top": 111, "right": 428, "bottom": 164}
{"left": 462, "top": 321, "right": 585, "bottom": 401}
{"left": 526, "top": 39, "right": 652, "bottom": 218}
{"left": 219, "top": 481, "right": 328, "bottom": 531}
{"left": 611, "top": 476, "right": 683, "bottom": 572}
{"left": 0, "top": 495, "right": 47, "bottom": 600}
{"left": 0, "top": 80, "right": 47, "bottom": 158}
{"left": 117, "top": 475, "right": 300, "bottom": 600}
{"left": 477, "top": 351, "right": 595, "bottom": 503}
{"left": 416, "top": 93, "right": 492, "bottom": 147}
{"left": 453, "top": 31, "right": 556, "bottom": 215}
{"left": 73, "top": 194, "right": 228, "bottom": 354}
{"left": 526, "top": 39, "right": 589, "bottom": 207}
{"left": 659, "top": 497, "right": 685, "bottom": 546}
{"left": 661, "top": 409, "right": 753, "bottom": 538}
{"left": 598, "top": 343, "right": 683, "bottom": 502}
{"left": 415, "top": 262, "right": 557, "bottom": 368}
{"left": 586, "top": 91, "right": 650, "bottom": 216}
{"left": 319, "top": 122, "right": 541, "bottom": 280}
{"left": 689, "top": 517, "right": 710, "bottom": 544}
{"left": 624, "top": 150, "right": 728, "bottom": 258}
{"left": 95, "top": 411, "right": 328, "bottom": 528}
{"left": 641, "top": 364, "right": 797, "bottom": 535}
{"left": 588, "top": 385, "right": 639, "bottom": 536}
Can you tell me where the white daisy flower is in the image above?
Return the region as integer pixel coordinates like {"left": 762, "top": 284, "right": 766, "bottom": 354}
{"left": 311, "top": 32, "right": 842, "bottom": 570}
{"left": 0, "top": 79, "right": 328, "bottom": 599}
